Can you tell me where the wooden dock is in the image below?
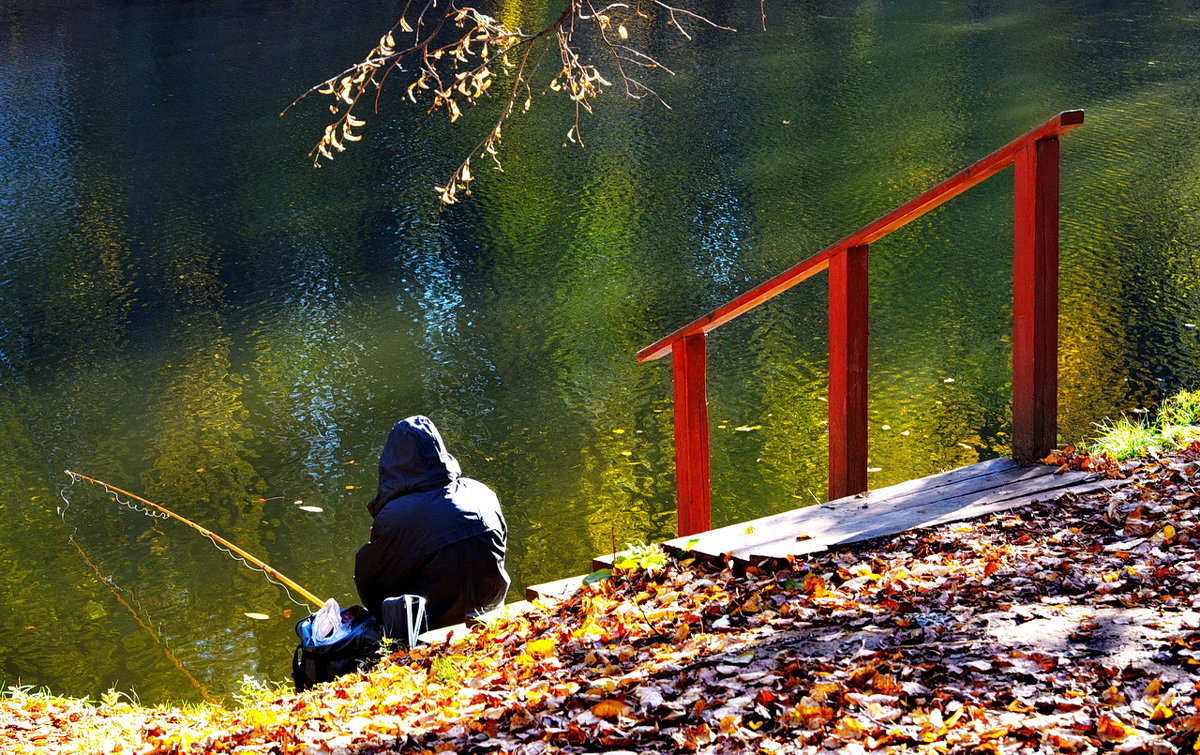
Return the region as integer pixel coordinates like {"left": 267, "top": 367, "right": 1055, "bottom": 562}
{"left": 632, "top": 457, "right": 1118, "bottom": 567}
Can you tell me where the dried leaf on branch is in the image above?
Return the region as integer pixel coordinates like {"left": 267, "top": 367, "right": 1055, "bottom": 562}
{"left": 281, "top": 0, "right": 737, "bottom": 205}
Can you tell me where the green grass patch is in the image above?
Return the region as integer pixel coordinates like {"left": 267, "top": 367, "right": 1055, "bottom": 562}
{"left": 1087, "top": 389, "right": 1200, "bottom": 459}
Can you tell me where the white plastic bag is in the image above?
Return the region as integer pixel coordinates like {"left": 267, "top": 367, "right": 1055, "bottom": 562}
{"left": 312, "top": 598, "right": 350, "bottom": 645}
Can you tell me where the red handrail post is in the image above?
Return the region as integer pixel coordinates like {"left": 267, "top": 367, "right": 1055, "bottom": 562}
{"left": 673, "top": 334, "right": 711, "bottom": 535}
{"left": 1012, "top": 135, "right": 1061, "bottom": 462}
{"left": 827, "top": 245, "right": 870, "bottom": 500}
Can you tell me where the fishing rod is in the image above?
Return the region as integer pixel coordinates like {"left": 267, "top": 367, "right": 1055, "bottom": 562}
{"left": 67, "top": 533, "right": 218, "bottom": 704}
{"left": 64, "top": 470, "right": 324, "bottom": 609}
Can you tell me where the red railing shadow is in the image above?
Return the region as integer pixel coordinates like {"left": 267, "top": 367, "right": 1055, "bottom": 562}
{"left": 638, "top": 111, "right": 1085, "bottom": 536}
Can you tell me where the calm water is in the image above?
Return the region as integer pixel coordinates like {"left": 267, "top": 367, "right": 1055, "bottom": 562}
{"left": 1, "top": 0, "right": 1198, "bottom": 702}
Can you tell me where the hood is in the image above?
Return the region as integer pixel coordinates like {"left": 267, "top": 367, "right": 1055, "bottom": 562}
{"left": 367, "top": 415, "right": 462, "bottom": 515}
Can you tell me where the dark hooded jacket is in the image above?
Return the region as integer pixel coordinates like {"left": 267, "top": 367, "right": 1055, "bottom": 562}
{"left": 354, "top": 416, "right": 509, "bottom": 629}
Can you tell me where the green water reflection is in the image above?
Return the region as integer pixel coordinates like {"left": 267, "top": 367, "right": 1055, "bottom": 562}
{"left": 1, "top": 0, "right": 1198, "bottom": 702}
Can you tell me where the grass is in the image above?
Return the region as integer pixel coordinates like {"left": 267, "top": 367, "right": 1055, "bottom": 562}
{"left": 232, "top": 675, "right": 291, "bottom": 708}
{"left": 1087, "top": 388, "right": 1200, "bottom": 459}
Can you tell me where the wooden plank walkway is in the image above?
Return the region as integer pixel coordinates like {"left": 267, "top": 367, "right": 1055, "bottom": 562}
{"left": 646, "top": 457, "right": 1119, "bottom": 566}
{"left": 423, "top": 458, "right": 1120, "bottom": 644}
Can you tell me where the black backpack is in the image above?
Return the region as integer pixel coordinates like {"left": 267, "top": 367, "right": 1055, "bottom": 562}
{"left": 291, "top": 604, "right": 383, "bottom": 692}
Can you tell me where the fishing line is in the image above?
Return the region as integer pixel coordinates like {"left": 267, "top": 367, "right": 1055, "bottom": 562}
{"left": 63, "top": 471, "right": 323, "bottom": 609}
{"left": 57, "top": 475, "right": 218, "bottom": 704}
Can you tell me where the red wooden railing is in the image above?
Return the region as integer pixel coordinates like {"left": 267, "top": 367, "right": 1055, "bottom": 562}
{"left": 639, "top": 111, "right": 1085, "bottom": 537}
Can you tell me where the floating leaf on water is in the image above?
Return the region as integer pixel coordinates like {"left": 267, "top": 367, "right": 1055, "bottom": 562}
{"left": 298, "top": 505, "right": 324, "bottom": 513}
{"left": 734, "top": 425, "right": 762, "bottom": 432}
{"left": 244, "top": 612, "right": 270, "bottom": 620}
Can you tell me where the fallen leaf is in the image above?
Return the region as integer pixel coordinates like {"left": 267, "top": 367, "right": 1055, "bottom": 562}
{"left": 832, "top": 715, "right": 868, "bottom": 739}
{"left": 1100, "top": 685, "right": 1127, "bottom": 706}
{"left": 1150, "top": 701, "right": 1174, "bottom": 721}
{"left": 1096, "top": 713, "right": 1134, "bottom": 741}
{"left": 525, "top": 637, "right": 556, "bottom": 659}
{"left": 635, "top": 686, "right": 664, "bottom": 708}
{"left": 591, "top": 699, "right": 632, "bottom": 719}
{"left": 1178, "top": 714, "right": 1200, "bottom": 731}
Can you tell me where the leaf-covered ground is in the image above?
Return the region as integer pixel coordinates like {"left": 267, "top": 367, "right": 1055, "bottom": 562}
{"left": 7, "top": 445, "right": 1200, "bottom": 754}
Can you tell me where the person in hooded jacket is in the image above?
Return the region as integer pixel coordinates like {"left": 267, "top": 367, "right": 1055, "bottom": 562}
{"left": 354, "top": 415, "right": 510, "bottom": 630}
